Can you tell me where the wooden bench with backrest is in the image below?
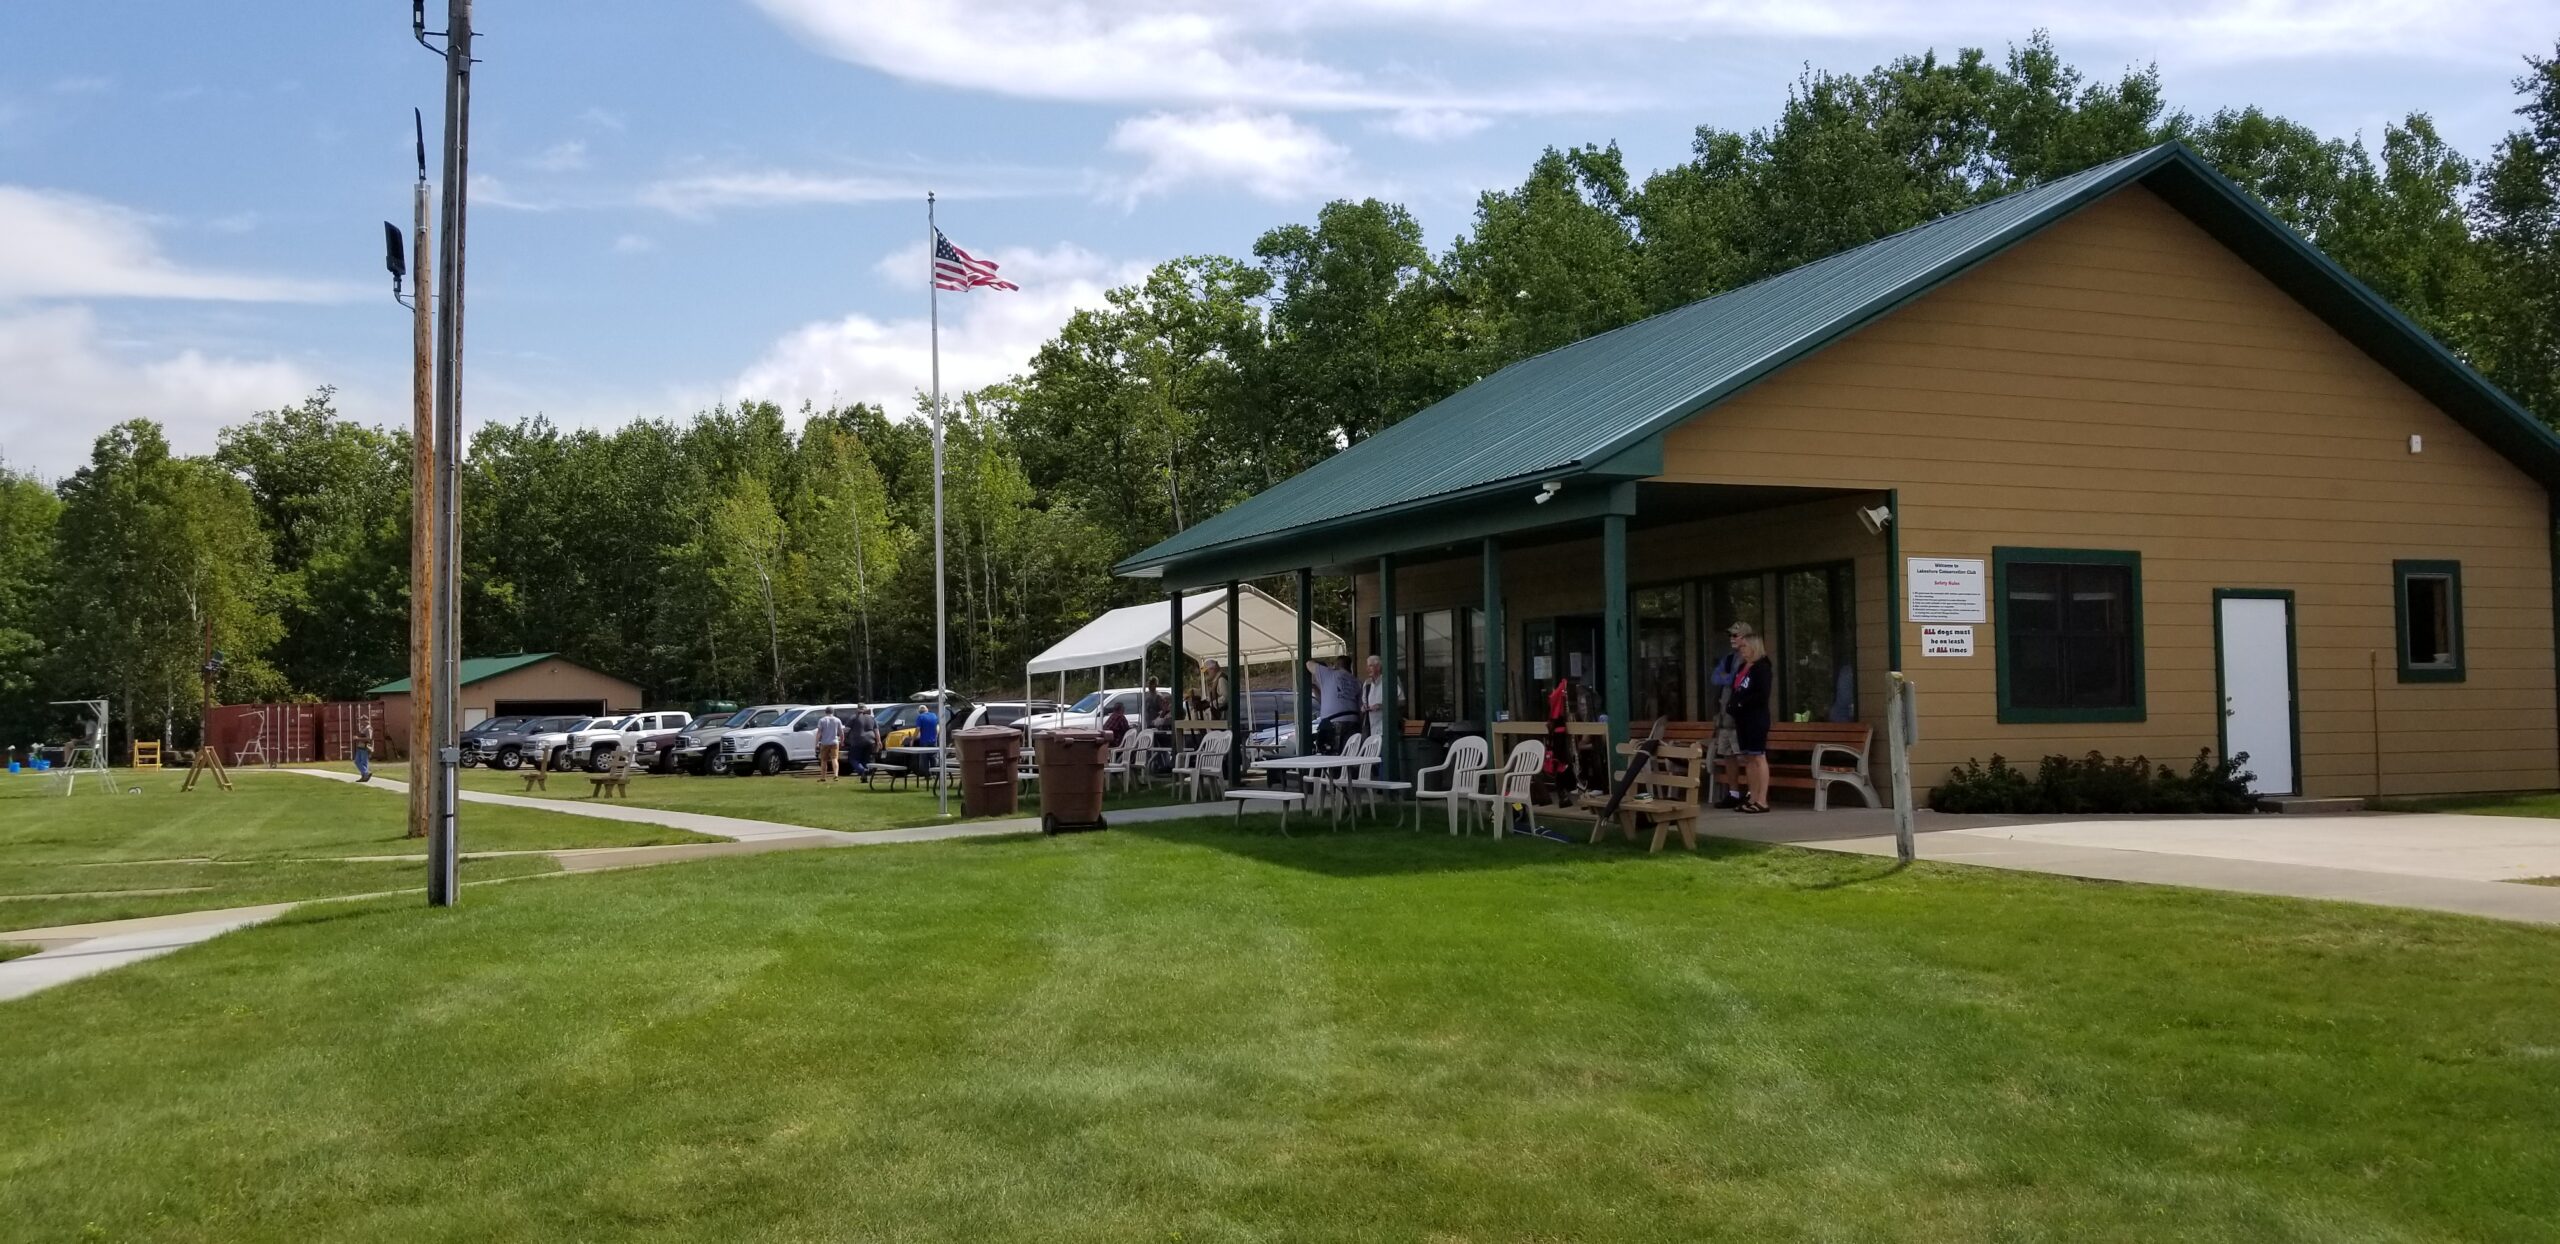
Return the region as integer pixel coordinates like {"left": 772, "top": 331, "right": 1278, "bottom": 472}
{"left": 1711, "top": 721, "right": 1878, "bottom": 810}
{"left": 1579, "top": 739, "right": 1707, "bottom": 852}
{"left": 587, "top": 747, "right": 633, "bottom": 799}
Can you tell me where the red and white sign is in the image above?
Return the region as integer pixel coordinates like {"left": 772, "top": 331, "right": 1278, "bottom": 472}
{"left": 1921, "top": 625, "right": 1975, "bottom": 658}
{"left": 1907, "top": 558, "right": 1986, "bottom": 623}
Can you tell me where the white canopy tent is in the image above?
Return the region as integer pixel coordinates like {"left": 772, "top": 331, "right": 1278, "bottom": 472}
{"left": 1023, "top": 586, "right": 1345, "bottom": 734}
{"left": 1028, "top": 585, "right": 1343, "bottom": 677}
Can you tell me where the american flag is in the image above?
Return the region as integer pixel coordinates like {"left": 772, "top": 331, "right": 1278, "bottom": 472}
{"left": 932, "top": 230, "right": 1018, "bottom": 292}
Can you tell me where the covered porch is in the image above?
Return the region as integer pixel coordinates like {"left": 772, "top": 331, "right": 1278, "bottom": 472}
{"left": 1123, "top": 477, "right": 1909, "bottom": 806}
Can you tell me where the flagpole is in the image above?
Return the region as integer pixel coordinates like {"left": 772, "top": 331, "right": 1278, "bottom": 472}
{"left": 928, "top": 192, "right": 950, "bottom": 817}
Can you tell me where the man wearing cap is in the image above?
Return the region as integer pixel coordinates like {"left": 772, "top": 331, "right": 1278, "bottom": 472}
{"left": 1708, "top": 621, "right": 1755, "bottom": 807}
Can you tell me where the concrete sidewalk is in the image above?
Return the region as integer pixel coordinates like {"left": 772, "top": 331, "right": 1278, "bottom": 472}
{"left": 0, "top": 903, "right": 301, "bottom": 1002}
{"left": 1714, "top": 808, "right": 2560, "bottom": 926}
{"left": 288, "top": 768, "right": 865, "bottom": 843}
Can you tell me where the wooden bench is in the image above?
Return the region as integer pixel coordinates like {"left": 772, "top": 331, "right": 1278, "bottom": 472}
{"left": 1225, "top": 786, "right": 1308, "bottom": 834}
{"left": 1712, "top": 722, "right": 1878, "bottom": 810}
{"left": 520, "top": 767, "right": 549, "bottom": 792}
{"left": 587, "top": 751, "right": 632, "bottom": 799}
{"left": 1580, "top": 739, "right": 1706, "bottom": 852}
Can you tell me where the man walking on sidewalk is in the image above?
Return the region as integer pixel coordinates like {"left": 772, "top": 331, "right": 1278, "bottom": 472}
{"left": 353, "top": 714, "right": 376, "bottom": 783}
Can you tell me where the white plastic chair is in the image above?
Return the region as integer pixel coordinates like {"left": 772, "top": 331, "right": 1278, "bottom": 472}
{"left": 1174, "top": 731, "right": 1232, "bottom": 802}
{"left": 1456, "top": 739, "right": 1545, "bottom": 838}
{"left": 1341, "top": 734, "right": 1413, "bottom": 826}
{"left": 1413, "top": 735, "right": 1488, "bottom": 834}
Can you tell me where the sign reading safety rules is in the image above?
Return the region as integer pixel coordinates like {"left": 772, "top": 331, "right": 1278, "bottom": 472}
{"left": 1907, "top": 558, "right": 1986, "bottom": 623}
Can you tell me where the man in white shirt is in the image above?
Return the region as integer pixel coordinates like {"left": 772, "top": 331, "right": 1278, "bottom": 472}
{"left": 812, "top": 709, "right": 844, "bottom": 784}
{"left": 1361, "top": 653, "right": 1387, "bottom": 740}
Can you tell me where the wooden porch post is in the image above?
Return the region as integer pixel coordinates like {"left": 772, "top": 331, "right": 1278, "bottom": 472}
{"left": 1481, "top": 537, "right": 1505, "bottom": 725}
{"left": 1225, "top": 579, "right": 1243, "bottom": 780}
{"left": 1379, "top": 553, "right": 1400, "bottom": 782}
{"left": 1603, "top": 512, "right": 1631, "bottom": 750}
{"left": 1295, "top": 568, "right": 1314, "bottom": 755}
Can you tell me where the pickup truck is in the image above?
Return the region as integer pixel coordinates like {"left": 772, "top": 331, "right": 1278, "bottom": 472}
{"left": 716, "top": 703, "right": 889, "bottom": 776}
{"left": 566, "top": 710, "right": 693, "bottom": 771}
{"left": 461, "top": 715, "right": 576, "bottom": 771}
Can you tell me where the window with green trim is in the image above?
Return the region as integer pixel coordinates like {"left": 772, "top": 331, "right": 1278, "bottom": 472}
{"left": 1995, "top": 548, "right": 2144, "bottom": 723}
{"left": 2394, "top": 560, "right": 2464, "bottom": 683}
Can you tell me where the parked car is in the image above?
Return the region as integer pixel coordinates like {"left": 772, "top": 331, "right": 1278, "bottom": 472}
{"left": 567, "top": 710, "right": 693, "bottom": 771}
{"left": 671, "top": 710, "right": 755, "bottom": 775}
{"left": 523, "top": 716, "right": 600, "bottom": 770}
{"left": 885, "top": 699, "right": 1052, "bottom": 749}
{"left": 641, "top": 711, "right": 728, "bottom": 773}
{"left": 460, "top": 716, "right": 550, "bottom": 770}
{"left": 710, "top": 703, "right": 815, "bottom": 776}
{"left": 1020, "top": 688, "right": 1146, "bottom": 735}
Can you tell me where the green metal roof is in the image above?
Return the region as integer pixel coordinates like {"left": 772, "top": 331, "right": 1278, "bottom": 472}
{"left": 1118, "top": 142, "right": 2560, "bottom": 580}
{"left": 366, "top": 652, "right": 560, "bottom": 695}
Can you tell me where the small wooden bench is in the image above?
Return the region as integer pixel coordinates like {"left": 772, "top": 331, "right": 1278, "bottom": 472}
{"left": 1712, "top": 721, "right": 1878, "bottom": 810}
{"left": 587, "top": 751, "right": 632, "bottom": 799}
{"left": 520, "top": 767, "right": 549, "bottom": 792}
{"left": 1581, "top": 739, "right": 1706, "bottom": 852}
{"left": 1225, "top": 786, "right": 1308, "bottom": 834}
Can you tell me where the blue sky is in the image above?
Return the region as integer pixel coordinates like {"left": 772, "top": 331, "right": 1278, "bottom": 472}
{"left": 1, "top": 1, "right": 2550, "bottom": 476}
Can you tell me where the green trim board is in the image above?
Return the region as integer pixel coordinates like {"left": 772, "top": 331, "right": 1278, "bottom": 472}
{"left": 2392, "top": 560, "right": 2466, "bottom": 684}
{"left": 1117, "top": 142, "right": 2560, "bottom": 584}
{"left": 2211, "top": 588, "right": 2303, "bottom": 797}
{"left": 1993, "top": 547, "right": 2147, "bottom": 725}
{"left": 366, "top": 652, "right": 560, "bottom": 695}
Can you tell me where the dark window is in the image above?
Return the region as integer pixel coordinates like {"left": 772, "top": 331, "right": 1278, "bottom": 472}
{"left": 1633, "top": 587, "right": 1687, "bottom": 721}
{"left": 1415, "top": 610, "right": 1458, "bottom": 722}
{"left": 1781, "top": 565, "right": 1858, "bottom": 723}
{"left": 1464, "top": 607, "right": 1487, "bottom": 724}
{"left": 1996, "top": 548, "right": 2144, "bottom": 723}
{"left": 2394, "top": 560, "right": 2464, "bottom": 682}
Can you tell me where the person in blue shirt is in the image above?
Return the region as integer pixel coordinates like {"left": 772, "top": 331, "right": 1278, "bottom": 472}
{"left": 915, "top": 705, "right": 940, "bottom": 748}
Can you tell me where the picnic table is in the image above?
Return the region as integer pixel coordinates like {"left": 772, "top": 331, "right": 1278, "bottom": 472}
{"left": 882, "top": 745, "right": 948, "bottom": 789}
{"left": 1253, "top": 753, "right": 1377, "bottom": 829}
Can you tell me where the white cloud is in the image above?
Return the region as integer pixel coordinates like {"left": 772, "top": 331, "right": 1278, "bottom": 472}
{"left": 748, "top": 0, "right": 2540, "bottom": 121}
{"left": 50, "top": 76, "right": 113, "bottom": 96}
{"left": 1109, "top": 109, "right": 1354, "bottom": 201}
{"left": 636, "top": 165, "right": 1085, "bottom": 218}
{"left": 747, "top": 0, "right": 1613, "bottom": 112}
{"left": 526, "top": 139, "right": 590, "bottom": 172}
{"left": 1374, "top": 108, "right": 1491, "bottom": 142}
{"left": 467, "top": 174, "right": 558, "bottom": 212}
{"left": 730, "top": 244, "right": 1149, "bottom": 415}
{"left": 0, "top": 306, "right": 332, "bottom": 475}
{"left": 578, "top": 106, "right": 626, "bottom": 131}
{"left": 0, "top": 186, "right": 355, "bottom": 304}
{"left": 639, "top": 170, "right": 932, "bottom": 218}
{"left": 612, "top": 233, "right": 656, "bottom": 254}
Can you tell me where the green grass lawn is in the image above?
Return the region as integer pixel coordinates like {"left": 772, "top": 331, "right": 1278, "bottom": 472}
{"left": 415, "top": 760, "right": 1197, "bottom": 833}
{"left": 2373, "top": 790, "right": 2560, "bottom": 817}
{"left": 3, "top": 823, "right": 2555, "bottom": 1241}
{"left": 0, "top": 769, "right": 714, "bottom": 930}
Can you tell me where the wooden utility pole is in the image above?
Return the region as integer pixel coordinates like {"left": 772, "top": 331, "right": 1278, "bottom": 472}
{"left": 407, "top": 129, "right": 435, "bottom": 838}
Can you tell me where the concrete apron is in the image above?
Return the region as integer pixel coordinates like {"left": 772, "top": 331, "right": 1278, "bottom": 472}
{"left": 1714, "top": 807, "right": 2560, "bottom": 926}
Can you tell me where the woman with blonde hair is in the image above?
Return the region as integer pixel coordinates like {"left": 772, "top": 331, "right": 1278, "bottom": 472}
{"left": 1727, "top": 633, "right": 1775, "bottom": 813}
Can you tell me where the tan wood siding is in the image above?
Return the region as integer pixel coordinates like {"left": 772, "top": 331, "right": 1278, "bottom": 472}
{"left": 1653, "top": 184, "right": 2555, "bottom": 798}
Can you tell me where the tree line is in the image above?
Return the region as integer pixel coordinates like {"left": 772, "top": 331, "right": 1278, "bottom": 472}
{"left": 2, "top": 33, "right": 2555, "bottom": 749}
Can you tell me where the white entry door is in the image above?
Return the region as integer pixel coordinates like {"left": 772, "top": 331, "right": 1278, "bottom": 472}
{"left": 2217, "top": 593, "right": 2297, "bottom": 796}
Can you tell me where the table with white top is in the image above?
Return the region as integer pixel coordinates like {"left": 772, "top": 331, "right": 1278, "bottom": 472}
{"left": 1251, "top": 753, "right": 1377, "bottom": 828}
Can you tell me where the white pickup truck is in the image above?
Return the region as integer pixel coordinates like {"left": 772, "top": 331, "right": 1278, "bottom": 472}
{"left": 566, "top": 710, "right": 693, "bottom": 772}
{"left": 715, "top": 704, "right": 869, "bottom": 777}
